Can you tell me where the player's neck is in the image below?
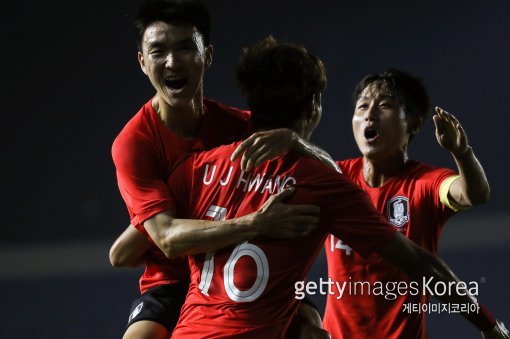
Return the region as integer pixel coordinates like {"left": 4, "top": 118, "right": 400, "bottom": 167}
{"left": 293, "top": 120, "right": 313, "bottom": 140}
{"left": 153, "top": 94, "right": 204, "bottom": 139}
{"left": 362, "top": 152, "right": 408, "bottom": 187}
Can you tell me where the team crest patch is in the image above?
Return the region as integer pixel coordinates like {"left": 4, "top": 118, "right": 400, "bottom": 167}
{"left": 387, "top": 196, "right": 409, "bottom": 227}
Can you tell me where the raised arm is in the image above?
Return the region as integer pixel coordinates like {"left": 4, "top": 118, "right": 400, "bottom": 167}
{"left": 231, "top": 128, "right": 341, "bottom": 173}
{"left": 433, "top": 107, "right": 490, "bottom": 208}
{"left": 377, "top": 232, "right": 509, "bottom": 338}
{"left": 144, "top": 187, "right": 320, "bottom": 258}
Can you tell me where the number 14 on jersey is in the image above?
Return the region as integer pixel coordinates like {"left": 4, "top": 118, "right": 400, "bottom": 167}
{"left": 330, "top": 235, "right": 353, "bottom": 255}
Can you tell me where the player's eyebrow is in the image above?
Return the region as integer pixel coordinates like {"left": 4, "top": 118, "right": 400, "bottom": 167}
{"left": 175, "top": 37, "right": 198, "bottom": 46}
{"left": 357, "top": 94, "right": 393, "bottom": 100}
{"left": 378, "top": 95, "right": 394, "bottom": 100}
{"left": 146, "top": 41, "right": 166, "bottom": 49}
{"left": 148, "top": 37, "right": 197, "bottom": 49}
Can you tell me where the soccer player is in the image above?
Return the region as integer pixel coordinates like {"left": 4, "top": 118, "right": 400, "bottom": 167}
{"left": 109, "top": 1, "right": 333, "bottom": 338}
{"left": 146, "top": 37, "right": 508, "bottom": 338}
{"left": 322, "top": 69, "right": 494, "bottom": 339}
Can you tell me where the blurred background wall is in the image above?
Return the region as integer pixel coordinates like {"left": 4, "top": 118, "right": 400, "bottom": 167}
{"left": 2, "top": 0, "right": 509, "bottom": 337}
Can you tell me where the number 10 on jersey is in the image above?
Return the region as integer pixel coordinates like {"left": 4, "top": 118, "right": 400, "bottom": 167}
{"left": 199, "top": 205, "right": 270, "bottom": 302}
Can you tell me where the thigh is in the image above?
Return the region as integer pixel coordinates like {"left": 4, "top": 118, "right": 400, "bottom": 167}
{"left": 123, "top": 320, "right": 169, "bottom": 339}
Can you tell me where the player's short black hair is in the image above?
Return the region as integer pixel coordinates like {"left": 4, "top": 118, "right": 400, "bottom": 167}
{"left": 134, "top": 0, "right": 211, "bottom": 51}
{"left": 236, "top": 36, "right": 327, "bottom": 131}
{"left": 353, "top": 68, "right": 431, "bottom": 132}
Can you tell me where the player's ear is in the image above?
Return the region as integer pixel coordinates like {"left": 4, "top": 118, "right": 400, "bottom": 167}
{"left": 303, "top": 95, "right": 315, "bottom": 122}
{"left": 138, "top": 51, "right": 148, "bottom": 75}
{"left": 204, "top": 45, "right": 213, "bottom": 69}
{"left": 407, "top": 116, "right": 424, "bottom": 135}
{"left": 305, "top": 93, "right": 322, "bottom": 123}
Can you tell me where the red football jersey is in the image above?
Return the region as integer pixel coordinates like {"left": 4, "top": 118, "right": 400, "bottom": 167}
{"left": 168, "top": 143, "right": 397, "bottom": 338}
{"left": 323, "top": 157, "right": 457, "bottom": 339}
{"left": 112, "top": 98, "right": 251, "bottom": 293}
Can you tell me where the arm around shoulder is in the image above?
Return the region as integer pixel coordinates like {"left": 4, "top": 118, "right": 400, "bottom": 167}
{"left": 230, "top": 128, "right": 340, "bottom": 173}
{"left": 143, "top": 189, "right": 320, "bottom": 258}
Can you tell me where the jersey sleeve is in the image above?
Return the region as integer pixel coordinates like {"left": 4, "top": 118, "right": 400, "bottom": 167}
{"left": 293, "top": 164, "right": 396, "bottom": 258}
{"left": 112, "top": 132, "right": 176, "bottom": 229}
{"left": 166, "top": 156, "right": 194, "bottom": 218}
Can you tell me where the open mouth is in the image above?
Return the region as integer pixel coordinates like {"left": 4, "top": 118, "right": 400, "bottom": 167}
{"left": 165, "top": 77, "right": 187, "bottom": 91}
{"left": 364, "top": 128, "right": 379, "bottom": 141}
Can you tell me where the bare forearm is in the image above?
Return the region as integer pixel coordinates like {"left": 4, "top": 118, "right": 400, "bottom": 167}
{"left": 111, "top": 249, "right": 146, "bottom": 268}
{"left": 379, "top": 234, "right": 494, "bottom": 330}
{"left": 109, "top": 224, "right": 151, "bottom": 268}
{"left": 145, "top": 213, "right": 258, "bottom": 258}
{"left": 145, "top": 190, "right": 319, "bottom": 259}
{"left": 451, "top": 147, "right": 490, "bottom": 206}
{"left": 164, "top": 217, "right": 259, "bottom": 257}
{"left": 411, "top": 248, "right": 477, "bottom": 306}
{"left": 412, "top": 248, "right": 497, "bottom": 331}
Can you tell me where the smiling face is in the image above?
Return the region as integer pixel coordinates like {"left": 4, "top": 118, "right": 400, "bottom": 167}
{"left": 352, "top": 81, "right": 412, "bottom": 162}
{"left": 138, "top": 21, "right": 212, "bottom": 110}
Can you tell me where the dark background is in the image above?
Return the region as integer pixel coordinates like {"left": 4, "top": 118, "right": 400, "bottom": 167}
{"left": 2, "top": 1, "right": 509, "bottom": 338}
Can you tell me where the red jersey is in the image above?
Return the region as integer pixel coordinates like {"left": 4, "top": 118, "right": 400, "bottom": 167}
{"left": 323, "top": 157, "right": 457, "bottom": 339}
{"left": 112, "top": 98, "right": 251, "bottom": 293}
{"left": 167, "top": 143, "right": 397, "bottom": 338}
